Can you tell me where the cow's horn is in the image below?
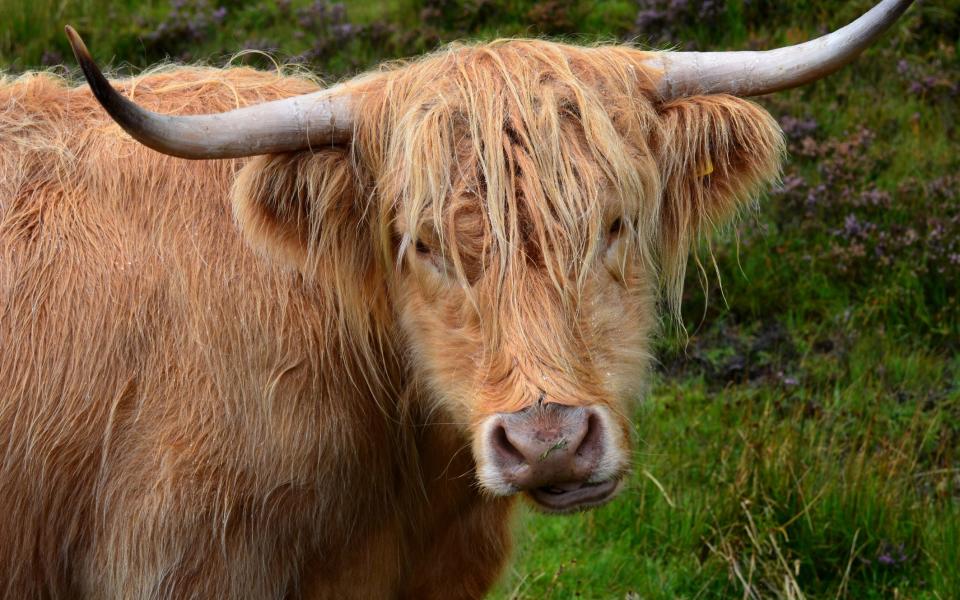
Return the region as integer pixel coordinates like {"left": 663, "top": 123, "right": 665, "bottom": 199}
{"left": 648, "top": 0, "right": 914, "bottom": 100}
{"left": 64, "top": 26, "right": 355, "bottom": 159}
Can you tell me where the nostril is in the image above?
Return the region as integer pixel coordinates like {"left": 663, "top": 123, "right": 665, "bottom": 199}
{"left": 490, "top": 423, "right": 526, "bottom": 467}
{"left": 574, "top": 412, "right": 604, "bottom": 462}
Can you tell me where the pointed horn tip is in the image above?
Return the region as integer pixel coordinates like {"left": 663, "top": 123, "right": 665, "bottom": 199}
{"left": 64, "top": 25, "right": 101, "bottom": 82}
{"left": 64, "top": 25, "right": 89, "bottom": 62}
{"left": 63, "top": 25, "right": 122, "bottom": 114}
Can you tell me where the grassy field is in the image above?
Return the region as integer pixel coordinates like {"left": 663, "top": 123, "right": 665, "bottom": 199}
{"left": 2, "top": 0, "right": 958, "bottom": 597}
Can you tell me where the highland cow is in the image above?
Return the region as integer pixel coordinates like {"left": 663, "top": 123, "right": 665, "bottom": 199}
{"left": 0, "top": 1, "right": 911, "bottom": 597}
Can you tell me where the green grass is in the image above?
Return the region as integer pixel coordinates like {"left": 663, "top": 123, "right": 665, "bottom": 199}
{"left": 497, "top": 338, "right": 959, "bottom": 598}
{"left": 2, "top": 0, "right": 958, "bottom": 597}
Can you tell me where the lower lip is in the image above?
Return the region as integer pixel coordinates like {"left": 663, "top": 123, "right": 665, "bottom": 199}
{"left": 526, "top": 479, "right": 621, "bottom": 512}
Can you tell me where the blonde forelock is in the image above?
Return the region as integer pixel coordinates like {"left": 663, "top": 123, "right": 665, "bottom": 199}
{"left": 354, "top": 41, "right": 664, "bottom": 336}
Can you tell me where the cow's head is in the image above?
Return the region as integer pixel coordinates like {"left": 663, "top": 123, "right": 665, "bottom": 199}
{"left": 65, "top": 0, "right": 911, "bottom": 512}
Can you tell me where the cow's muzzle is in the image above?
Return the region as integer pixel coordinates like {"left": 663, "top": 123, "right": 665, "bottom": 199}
{"left": 480, "top": 402, "right": 625, "bottom": 512}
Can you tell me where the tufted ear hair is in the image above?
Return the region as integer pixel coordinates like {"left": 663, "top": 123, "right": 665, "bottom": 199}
{"left": 655, "top": 94, "right": 785, "bottom": 315}
{"left": 232, "top": 149, "right": 367, "bottom": 275}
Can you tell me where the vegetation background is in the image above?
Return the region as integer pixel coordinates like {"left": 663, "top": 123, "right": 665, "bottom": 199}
{"left": 2, "top": 0, "right": 958, "bottom": 597}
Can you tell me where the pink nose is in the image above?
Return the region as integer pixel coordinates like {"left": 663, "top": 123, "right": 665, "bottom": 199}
{"left": 488, "top": 403, "right": 615, "bottom": 510}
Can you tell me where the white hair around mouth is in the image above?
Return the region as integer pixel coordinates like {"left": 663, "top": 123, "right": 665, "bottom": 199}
{"left": 589, "top": 405, "right": 629, "bottom": 483}
{"left": 475, "top": 415, "right": 520, "bottom": 497}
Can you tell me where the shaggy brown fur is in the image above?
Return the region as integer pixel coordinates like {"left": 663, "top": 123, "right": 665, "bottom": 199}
{"left": 0, "top": 40, "right": 782, "bottom": 598}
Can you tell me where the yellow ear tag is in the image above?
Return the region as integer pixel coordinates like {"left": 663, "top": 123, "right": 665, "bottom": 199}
{"left": 696, "top": 156, "right": 714, "bottom": 177}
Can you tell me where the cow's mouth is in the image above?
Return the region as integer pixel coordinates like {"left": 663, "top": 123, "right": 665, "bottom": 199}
{"left": 526, "top": 478, "right": 620, "bottom": 513}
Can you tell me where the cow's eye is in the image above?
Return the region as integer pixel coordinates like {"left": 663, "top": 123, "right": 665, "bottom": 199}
{"left": 608, "top": 218, "right": 623, "bottom": 238}
{"left": 411, "top": 237, "right": 452, "bottom": 280}
{"left": 604, "top": 217, "right": 630, "bottom": 281}
{"left": 605, "top": 217, "right": 627, "bottom": 250}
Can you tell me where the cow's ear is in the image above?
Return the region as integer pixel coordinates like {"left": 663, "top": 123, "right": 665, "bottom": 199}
{"left": 655, "top": 95, "right": 784, "bottom": 310}
{"left": 233, "top": 149, "right": 359, "bottom": 272}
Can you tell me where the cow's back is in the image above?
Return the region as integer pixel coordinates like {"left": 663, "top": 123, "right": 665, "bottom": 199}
{"left": 0, "top": 67, "right": 402, "bottom": 597}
